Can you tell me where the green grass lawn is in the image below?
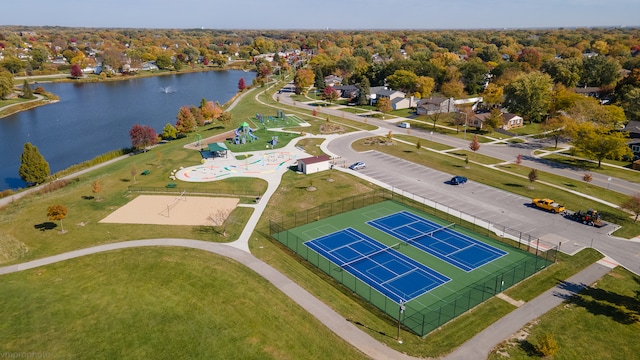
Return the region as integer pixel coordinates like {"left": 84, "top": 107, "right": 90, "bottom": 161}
{"left": 0, "top": 247, "right": 367, "bottom": 360}
{"left": 489, "top": 266, "right": 640, "bottom": 360}
{"left": 541, "top": 153, "right": 639, "bottom": 184}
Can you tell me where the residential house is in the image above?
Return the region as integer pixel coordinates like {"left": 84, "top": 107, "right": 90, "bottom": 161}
{"left": 624, "top": 120, "right": 640, "bottom": 159}
{"left": 470, "top": 112, "right": 524, "bottom": 130}
{"left": 297, "top": 155, "right": 332, "bottom": 174}
{"left": 416, "top": 97, "right": 457, "bottom": 115}
{"left": 324, "top": 75, "right": 343, "bottom": 87}
{"left": 373, "top": 89, "right": 416, "bottom": 110}
{"left": 142, "top": 61, "right": 159, "bottom": 71}
{"left": 574, "top": 86, "right": 602, "bottom": 99}
{"left": 331, "top": 85, "right": 359, "bottom": 101}
{"left": 367, "top": 86, "right": 388, "bottom": 105}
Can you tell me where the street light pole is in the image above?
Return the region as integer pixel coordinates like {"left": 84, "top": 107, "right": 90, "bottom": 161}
{"left": 397, "top": 300, "right": 405, "bottom": 343}
{"left": 461, "top": 112, "right": 468, "bottom": 140}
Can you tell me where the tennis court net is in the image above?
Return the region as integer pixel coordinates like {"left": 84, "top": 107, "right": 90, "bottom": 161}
{"left": 340, "top": 242, "right": 401, "bottom": 269}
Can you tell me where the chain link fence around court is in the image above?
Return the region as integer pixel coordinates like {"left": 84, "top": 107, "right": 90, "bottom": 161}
{"left": 269, "top": 189, "right": 557, "bottom": 336}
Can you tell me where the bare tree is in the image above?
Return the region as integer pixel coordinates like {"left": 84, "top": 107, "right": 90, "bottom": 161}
{"left": 621, "top": 193, "right": 640, "bottom": 223}
{"left": 208, "top": 209, "right": 232, "bottom": 236}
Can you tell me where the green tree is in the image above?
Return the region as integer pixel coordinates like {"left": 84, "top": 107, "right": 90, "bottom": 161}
{"left": 161, "top": 123, "right": 178, "bottom": 140}
{"left": 619, "top": 87, "right": 640, "bottom": 122}
{"left": 47, "top": 204, "right": 68, "bottom": 233}
{"left": 155, "top": 54, "right": 172, "bottom": 70}
{"left": 313, "top": 67, "right": 324, "bottom": 90}
{"left": 0, "top": 70, "right": 14, "bottom": 99}
{"left": 541, "top": 57, "right": 582, "bottom": 88}
{"left": 29, "top": 46, "right": 50, "bottom": 69}
{"left": 540, "top": 116, "right": 573, "bottom": 148}
{"left": 21, "top": 80, "right": 34, "bottom": 99}
{"left": 484, "top": 109, "right": 504, "bottom": 132}
{"left": 503, "top": 72, "right": 553, "bottom": 123}
{"left": 386, "top": 70, "right": 418, "bottom": 93}
{"left": 19, "top": 142, "right": 50, "bottom": 185}
{"left": 357, "top": 77, "right": 370, "bottom": 106}
{"left": 570, "top": 122, "right": 633, "bottom": 167}
{"left": 459, "top": 58, "right": 488, "bottom": 95}
{"left": 581, "top": 55, "right": 621, "bottom": 87}
{"left": 0, "top": 56, "right": 24, "bottom": 74}
{"left": 478, "top": 44, "right": 501, "bottom": 62}
{"left": 173, "top": 59, "right": 183, "bottom": 71}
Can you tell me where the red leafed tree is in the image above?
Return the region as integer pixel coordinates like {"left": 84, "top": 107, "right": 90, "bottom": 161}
{"left": 469, "top": 135, "right": 481, "bottom": 152}
{"left": 238, "top": 78, "right": 246, "bottom": 91}
{"left": 129, "top": 124, "right": 158, "bottom": 152}
{"left": 70, "top": 64, "right": 83, "bottom": 78}
{"left": 203, "top": 57, "right": 209, "bottom": 65}
{"left": 175, "top": 105, "right": 196, "bottom": 133}
{"left": 323, "top": 86, "right": 340, "bottom": 103}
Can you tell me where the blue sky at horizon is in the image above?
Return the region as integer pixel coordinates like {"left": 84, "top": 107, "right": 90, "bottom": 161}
{"left": 3, "top": 0, "right": 639, "bottom": 30}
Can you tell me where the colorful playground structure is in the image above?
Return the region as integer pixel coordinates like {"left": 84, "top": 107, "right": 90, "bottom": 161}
{"left": 233, "top": 122, "right": 258, "bottom": 145}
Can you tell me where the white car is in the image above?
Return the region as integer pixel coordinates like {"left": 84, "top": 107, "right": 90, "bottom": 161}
{"left": 349, "top": 162, "right": 366, "bottom": 170}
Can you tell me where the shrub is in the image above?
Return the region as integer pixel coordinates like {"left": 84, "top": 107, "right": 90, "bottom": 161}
{"left": 535, "top": 333, "right": 559, "bottom": 357}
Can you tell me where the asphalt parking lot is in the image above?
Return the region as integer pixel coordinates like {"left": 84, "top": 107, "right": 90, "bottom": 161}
{"left": 330, "top": 133, "right": 616, "bottom": 256}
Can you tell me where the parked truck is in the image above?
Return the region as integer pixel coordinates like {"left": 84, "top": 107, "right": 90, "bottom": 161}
{"left": 532, "top": 198, "right": 566, "bottom": 213}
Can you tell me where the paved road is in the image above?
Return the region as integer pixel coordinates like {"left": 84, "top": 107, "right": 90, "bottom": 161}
{"left": 277, "top": 88, "right": 640, "bottom": 197}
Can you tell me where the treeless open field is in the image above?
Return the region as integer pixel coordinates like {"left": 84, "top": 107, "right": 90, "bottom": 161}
{"left": 100, "top": 195, "right": 239, "bottom": 226}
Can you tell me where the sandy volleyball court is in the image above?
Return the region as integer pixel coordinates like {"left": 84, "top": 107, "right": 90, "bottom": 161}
{"left": 100, "top": 195, "right": 239, "bottom": 226}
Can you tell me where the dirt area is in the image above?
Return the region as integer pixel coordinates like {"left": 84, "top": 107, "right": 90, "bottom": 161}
{"left": 99, "top": 195, "right": 239, "bottom": 226}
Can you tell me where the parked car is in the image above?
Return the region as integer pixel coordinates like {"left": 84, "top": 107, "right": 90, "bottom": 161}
{"left": 450, "top": 176, "right": 467, "bottom": 185}
{"left": 349, "top": 162, "right": 366, "bottom": 170}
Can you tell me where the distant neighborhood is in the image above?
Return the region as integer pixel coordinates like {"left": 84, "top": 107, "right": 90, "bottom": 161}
{"left": 2, "top": 26, "right": 640, "bottom": 162}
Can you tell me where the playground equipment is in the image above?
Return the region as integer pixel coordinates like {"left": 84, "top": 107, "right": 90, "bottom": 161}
{"left": 234, "top": 121, "right": 258, "bottom": 145}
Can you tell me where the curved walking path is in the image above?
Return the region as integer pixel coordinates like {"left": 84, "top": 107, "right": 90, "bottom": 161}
{"left": 0, "top": 239, "right": 417, "bottom": 360}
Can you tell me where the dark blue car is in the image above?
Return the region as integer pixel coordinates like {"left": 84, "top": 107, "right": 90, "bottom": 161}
{"left": 450, "top": 176, "right": 467, "bottom": 185}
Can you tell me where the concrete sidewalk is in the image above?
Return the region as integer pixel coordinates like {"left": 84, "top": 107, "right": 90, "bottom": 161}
{"left": 445, "top": 262, "right": 611, "bottom": 359}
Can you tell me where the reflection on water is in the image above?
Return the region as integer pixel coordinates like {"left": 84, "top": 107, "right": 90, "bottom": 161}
{"left": 0, "top": 70, "right": 255, "bottom": 191}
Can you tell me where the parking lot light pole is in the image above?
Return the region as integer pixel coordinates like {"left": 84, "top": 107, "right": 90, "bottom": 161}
{"left": 397, "top": 300, "right": 406, "bottom": 343}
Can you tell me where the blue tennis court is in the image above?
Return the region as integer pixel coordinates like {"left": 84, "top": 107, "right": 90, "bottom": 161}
{"left": 367, "top": 211, "right": 507, "bottom": 272}
{"left": 304, "top": 228, "right": 450, "bottom": 303}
